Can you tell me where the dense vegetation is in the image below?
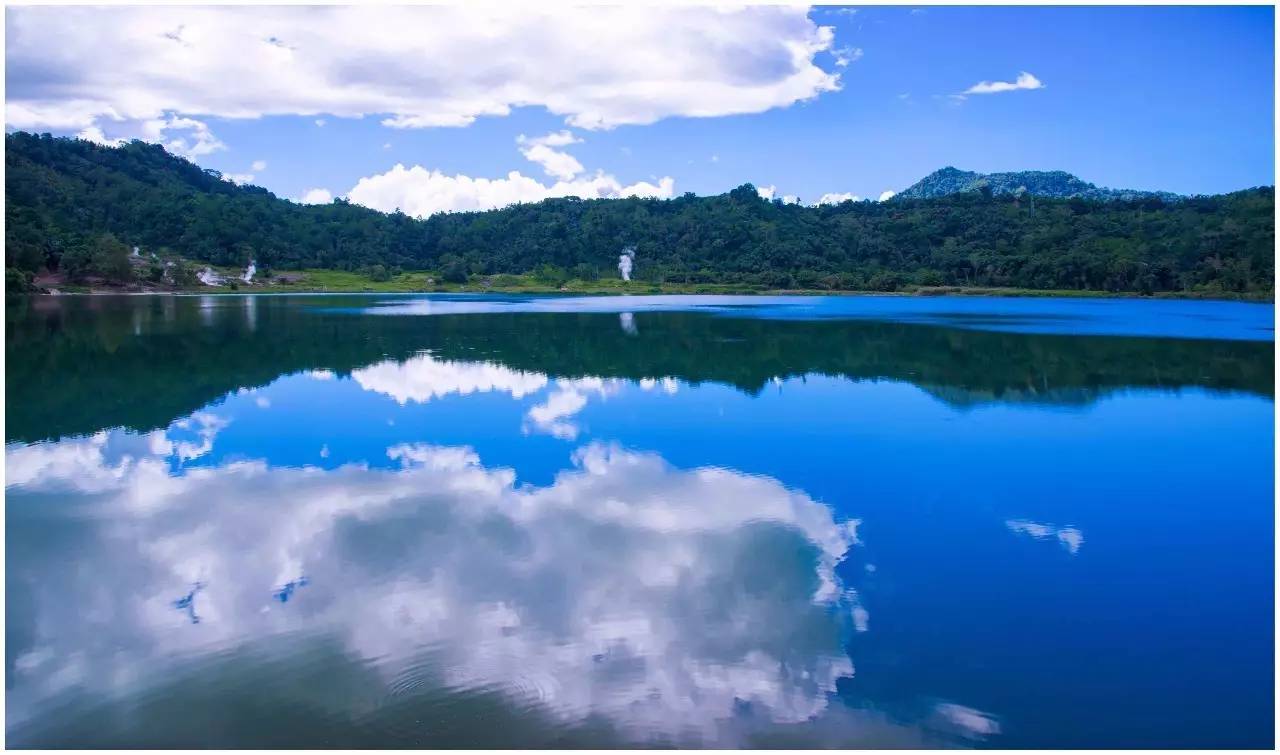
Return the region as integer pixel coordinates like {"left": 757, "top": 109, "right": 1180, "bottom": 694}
{"left": 6, "top": 131, "right": 1274, "bottom": 295}
{"left": 9, "top": 295, "right": 1272, "bottom": 443}
{"left": 897, "top": 167, "right": 1182, "bottom": 202}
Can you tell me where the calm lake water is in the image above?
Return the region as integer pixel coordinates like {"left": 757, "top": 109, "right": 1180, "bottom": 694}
{"left": 5, "top": 294, "right": 1274, "bottom": 748}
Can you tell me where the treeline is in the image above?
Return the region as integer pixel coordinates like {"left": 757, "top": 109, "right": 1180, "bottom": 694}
{"left": 5, "top": 131, "right": 1274, "bottom": 294}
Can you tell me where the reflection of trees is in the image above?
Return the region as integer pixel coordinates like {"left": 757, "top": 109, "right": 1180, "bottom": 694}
{"left": 7, "top": 295, "right": 1273, "bottom": 443}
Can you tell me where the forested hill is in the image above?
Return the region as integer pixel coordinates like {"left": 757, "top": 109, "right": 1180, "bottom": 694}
{"left": 5, "top": 131, "right": 1274, "bottom": 295}
{"left": 897, "top": 167, "right": 1182, "bottom": 202}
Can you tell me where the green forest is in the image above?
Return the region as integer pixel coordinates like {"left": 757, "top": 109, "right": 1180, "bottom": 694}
{"left": 5, "top": 131, "right": 1275, "bottom": 296}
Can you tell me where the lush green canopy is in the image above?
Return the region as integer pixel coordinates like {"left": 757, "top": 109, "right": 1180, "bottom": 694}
{"left": 6, "top": 132, "right": 1274, "bottom": 294}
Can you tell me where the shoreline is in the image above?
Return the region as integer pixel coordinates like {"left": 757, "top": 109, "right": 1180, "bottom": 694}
{"left": 20, "top": 285, "right": 1274, "bottom": 303}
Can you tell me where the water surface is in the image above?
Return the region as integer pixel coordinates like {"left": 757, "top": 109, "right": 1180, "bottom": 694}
{"left": 5, "top": 294, "right": 1274, "bottom": 748}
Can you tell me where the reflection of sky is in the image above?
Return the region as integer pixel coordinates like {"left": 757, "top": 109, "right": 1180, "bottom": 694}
{"left": 6, "top": 344, "right": 1276, "bottom": 747}
{"left": 351, "top": 294, "right": 1275, "bottom": 341}
{"left": 7, "top": 431, "right": 895, "bottom": 745}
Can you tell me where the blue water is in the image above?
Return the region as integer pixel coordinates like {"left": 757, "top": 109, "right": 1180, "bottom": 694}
{"left": 355, "top": 293, "right": 1276, "bottom": 340}
{"left": 5, "top": 294, "right": 1274, "bottom": 747}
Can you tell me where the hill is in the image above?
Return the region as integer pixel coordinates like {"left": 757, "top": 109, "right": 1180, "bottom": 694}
{"left": 897, "top": 167, "right": 1183, "bottom": 202}
{"left": 4, "top": 132, "right": 1274, "bottom": 296}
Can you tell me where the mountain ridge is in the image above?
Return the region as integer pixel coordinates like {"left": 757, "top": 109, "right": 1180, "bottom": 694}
{"left": 4, "top": 132, "right": 1273, "bottom": 297}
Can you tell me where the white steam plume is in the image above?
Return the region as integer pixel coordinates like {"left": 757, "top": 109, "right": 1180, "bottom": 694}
{"left": 618, "top": 247, "right": 636, "bottom": 282}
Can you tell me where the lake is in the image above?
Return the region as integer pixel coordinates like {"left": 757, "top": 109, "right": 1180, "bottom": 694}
{"left": 5, "top": 293, "right": 1274, "bottom": 748}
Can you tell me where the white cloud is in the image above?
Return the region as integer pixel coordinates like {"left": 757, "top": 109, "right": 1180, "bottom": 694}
{"left": 522, "top": 130, "right": 579, "bottom": 148}
{"left": 68, "top": 114, "right": 227, "bottom": 159}
{"left": 297, "top": 188, "right": 332, "bottom": 205}
{"left": 756, "top": 185, "right": 799, "bottom": 204}
{"left": 139, "top": 115, "right": 226, "bottom": 158}
{"left": 314, "top": 118, "right": 327, "bottom": 127}
{"left": 816, "top": 192, "right": 860, "bottom": 205}
{"left": 75, "top": 125, "right": 125, "bottom": 147}
{"left": 517, "top": 130, "right": 585, "bottom": 180}
{"left": 832, "top": 46, "right": 863, "bottom": 67}
{"left": 878, "top": 190, "right": 897, "bottom": 201}
{"left": 6, "top": 6, "right": 841, "bottom": 138}
{"left": 347, "top": 164, "right": 674, "bottom": 218}
{"left": 225, "top": 161, "right": 266, "bottom": 184}
{"left": 962, "top": 71, "right": 1044, "bottom": 96}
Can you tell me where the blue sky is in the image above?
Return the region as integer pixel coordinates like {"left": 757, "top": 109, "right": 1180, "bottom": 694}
{"left": 6, "top": 5, "right": 1274, "bottom": 214}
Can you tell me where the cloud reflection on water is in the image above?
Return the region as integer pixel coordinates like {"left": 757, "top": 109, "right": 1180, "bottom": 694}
{"left": 1006, "top": 518, "right": 1085, "bottom": 555}
{"left": 350, "top": 353, "right": 548, "bottom": 405}
{"left": 6, "top": 428, "right": 890, "bottom": 745}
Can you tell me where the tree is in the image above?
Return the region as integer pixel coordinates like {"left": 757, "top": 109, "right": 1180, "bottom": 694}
{"left": 93, "top": 232, "right": 134, "bottom": 283}
{"left": 169, "top": 261, "right": 199, "bottom": 288}
{"left": 439, "top": 255, "right": 468, "bottom": 283}
{"left": 3, "top": 132, "right": 1273, "bottom": 297}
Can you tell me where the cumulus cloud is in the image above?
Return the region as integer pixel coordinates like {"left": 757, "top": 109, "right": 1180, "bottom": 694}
{"left": 517, "top": 130, "right": 585, "bottom": 180}
{"left": 961, "top": 71, "right": 1044, "bottom": 96}
{"left": 6, "top": 6, "right": 841, "bottom": 138}
{"left": 224, "top": 161, "right": 265, "bottom": 184}
{"left": 64, "top": 115, "right": 228, "bottom": 159}
{"left": 297, "top": 188, "right": 332, "bottom": 205}
{"left": 75, "top": 125, "right": 125, "bottom": 147}
{"left": 138, "top": 115, "right": 226, "bottom": 158}
{"left": 756, "top": 185, "right": 799, "bottom": 204}
{"left": 878, "top": 190, "right": 897, "bottom": 202}
{"left": 346, "top": 164, "right": 675, "bottom": 218}
{"left": 816, "top": 192, "right": 860, "bottom": 205}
